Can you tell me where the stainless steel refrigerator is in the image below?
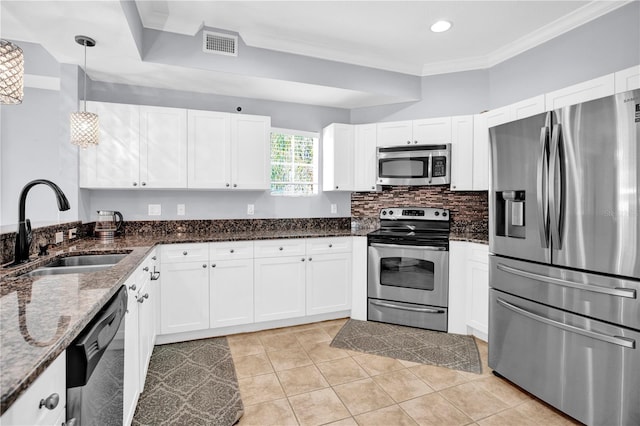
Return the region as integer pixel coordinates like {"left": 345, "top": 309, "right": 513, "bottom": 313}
{"left": 488, "top": 89, "right": 640, "bottom": 426}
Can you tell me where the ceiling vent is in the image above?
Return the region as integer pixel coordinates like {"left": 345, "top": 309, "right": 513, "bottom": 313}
{"left": 203, "top": 31, "right": 238, "bottom": 56}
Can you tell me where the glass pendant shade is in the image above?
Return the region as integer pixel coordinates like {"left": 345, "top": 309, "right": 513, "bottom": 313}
{"left": 0, "top": 40, "right": 24, "bottom": 104}
{"left": 70, "top": 111, "right": 99, "bottom": 147}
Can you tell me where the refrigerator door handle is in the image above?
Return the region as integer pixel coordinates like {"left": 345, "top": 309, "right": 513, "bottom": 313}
{"left": 537, "top": 123, "right": 550, "bottom": 248}
{"left": 549, "top": 123, "right": 563, "bottom": 249}
{"left": 496, "top": 298, "right": 636, "bottom": 349}
{"left": 497, "top": 262, "right": 637, "bottom": 299}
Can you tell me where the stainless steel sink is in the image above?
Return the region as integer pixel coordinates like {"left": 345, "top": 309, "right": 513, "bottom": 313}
{"left": 22, "top": 254, "right": 128, "bottom": 277}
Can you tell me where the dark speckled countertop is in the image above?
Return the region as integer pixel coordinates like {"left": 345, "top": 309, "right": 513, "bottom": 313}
{"left": 0, "top": 226, "right": 483, "bottom": 413}
{"left": 0, "top": 228, "right": 360, "bottom": 414}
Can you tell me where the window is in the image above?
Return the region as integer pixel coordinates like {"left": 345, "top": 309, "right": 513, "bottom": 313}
{"left": 270, "top": 128, "right": 319, "bottom": 196}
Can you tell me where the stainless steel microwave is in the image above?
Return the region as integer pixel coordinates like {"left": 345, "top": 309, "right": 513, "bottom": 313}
{"left": 377, "top": 144, "right": 451, "bottom": 186}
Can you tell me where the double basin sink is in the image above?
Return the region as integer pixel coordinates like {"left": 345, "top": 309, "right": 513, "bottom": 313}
{"left": 23, "top": 254, "right": 128, "bottom": 277}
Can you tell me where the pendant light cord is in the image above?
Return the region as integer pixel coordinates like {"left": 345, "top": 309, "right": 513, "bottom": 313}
{"left": 83, "top": 40, "right": 87, "bottom": 112}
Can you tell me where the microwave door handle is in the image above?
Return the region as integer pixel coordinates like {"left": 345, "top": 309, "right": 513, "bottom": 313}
{"left": 427, "top": 153, "right": 432, "bottom": 184}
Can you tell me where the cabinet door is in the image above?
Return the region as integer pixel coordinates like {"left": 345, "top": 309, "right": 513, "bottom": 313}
{"left": 254, "top": 256, "right": 306, "bottom": 322}
{"left": 376, "top": 121, "right": 413, "bottom": 146}
{"left": 80, "top": 101, "right": 140, "bottom": 188}
{"left": 137, "top": 269, "right": 155, "bottom": 391}
{"left": 485, "top": 105, "right": 512, "bottom": 128}
{"left": 450, "top": 115, "right": 474, "bottom": 191}
{"left": 353, "top": 123, "right": 378, "bottom": 191}
{"left": 545, "top": 74, "right": 615, "bottom": 111}
{"left": 187, "top": 110, "right": 231, "bottom": 188}
{"left": 231, "top": 114, "right": 271, "bottom": 189}
{"left": 511, "top": 95, "right": 545, "bottom": 121}
{"left": 160, "top": 262, "right": 209, "bottom": 334}
{"left": 466, "top": 244, "right": 489, "bottom": 341}
{"left": 615, "top": 65, "right": 640, "bottom": 93}
{"left": 124, "top": 280, "right": 140, "bottom": 426}
{"left": 306, "top": 252, "right": 352, "bottom": 315}
{"left": 412, "top": 117, "right": 452, "bottom": 145}
{"left": 210, "top": 259, "right": 254, "bottom": 328}
{"left": 322, "top": 123, "right": 354, "bottom": 191}
{"left": 139, "top": 105, "right": 187, "bottom": 188}
{"left": 472, "top": 113, "right": 489, "bottom": 191}
{"left": 447, "top": 242, "right": 468, "bottom": 335}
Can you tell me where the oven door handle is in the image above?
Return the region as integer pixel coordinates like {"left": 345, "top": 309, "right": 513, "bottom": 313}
{"left": 370, "top": 243, "right": 447, "bottom": 251}
{"left": 371, "top": 300, "right": 446, "bottom": 314}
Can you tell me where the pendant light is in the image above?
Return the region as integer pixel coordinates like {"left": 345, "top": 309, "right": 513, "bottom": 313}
{"left": 70, "top": 35, "right": 99, "bottom": 148}
{"left": 0, "top": 39, "right": 24, "bottom": 104}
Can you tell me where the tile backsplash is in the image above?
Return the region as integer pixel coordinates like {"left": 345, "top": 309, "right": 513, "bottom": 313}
{"left": 351, "top": 186, "right": 488, "bottom": 236}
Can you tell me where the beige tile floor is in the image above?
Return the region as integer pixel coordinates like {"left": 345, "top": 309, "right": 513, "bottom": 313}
{"left": 231, "top": 318, "right": 580, "bottom": 426}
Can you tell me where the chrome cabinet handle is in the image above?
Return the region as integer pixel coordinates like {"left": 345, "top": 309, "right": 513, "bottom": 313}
{"left": 150, "top": 270, "right": 160, "bottom": 280}
{"left": 137, "top": 293, "right": 149, "bottom": 303}
{"left": 183, "top": 251, "right": 188, "bottom": 255}
{"left": 141, "top": 182, "right": 147, "bottom": 186}
{"left": 406, "top": 140, "right": 411, "bottom": 144}
{"left": 128, "top": 284, "right": 137, "bottom": 291}
{"left": 152, "top": 256, "right": 157, "bottom": 260}
{"left": 329, "top": 244, "right": 333, "bottom": 248}
{"left": 226, "top": 183, "right": 230, "bottom": 187}
{"left": 279, "top": 247, "right": 283, "bottom": 251}
{"left": 496, "top": 298, "right": 635, "bottom": 349}
{"left": 230, "top": 249, "right": 234, "bottom": 253}
{"left": 133, "top": 182, "right": 138, "bottom": 186}
{"left": 39, "top": 393, "right": 59, "bottom": 410}
{"left": 143, "top": 266, "right": 149, "bottom": 272}
{"left": 211, "top": 264, "right": 216, "bottom": 268}
{"left": 233, "top": 183, "right": 237, "bottom": 188}
{"left": 308, "top": 257, "right": 312, "bottom": 261}
{"left": 496, "top": 263, "right": 637, "bottom": 299}
{"left": 301, "top": 258, "right": 305, "bottom": 262}
{"left": 335, "top": 186, "right": 339, "bottom": 189}
{"left": 202, "top": 264, "right": 207, "bottom": 268}
{"left": 414, "top": 140, "right": 418, "bottom": 144}
{"left": 64, "top": 418, "right": 78, "bottom": 426}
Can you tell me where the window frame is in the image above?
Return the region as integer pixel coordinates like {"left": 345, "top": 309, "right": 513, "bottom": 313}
{"left": 269, "top": 127, "right": 320, "bottom": 197}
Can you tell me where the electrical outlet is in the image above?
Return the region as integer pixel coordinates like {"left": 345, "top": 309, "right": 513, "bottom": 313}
{"left": 247, "top": 204, "right": 255, "bottom": 215}
{"left": 68, "top": 228, "right": 77, "bottom": 239}
{"left": 331, "top": 204, "right": 337, "bottom": 214}
{"left": 55, "top": 231, "right": 64, "bottom": 244}
{"left": 148, "top": 204, "right": 161, "bottom": 216}
{"left": 177, "top": 204, "right": 186, "bottom": 216}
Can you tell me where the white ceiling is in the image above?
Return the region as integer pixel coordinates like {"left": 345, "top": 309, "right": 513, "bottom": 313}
{"left": 0, "top": 1, "right": 631, "bottom": 108}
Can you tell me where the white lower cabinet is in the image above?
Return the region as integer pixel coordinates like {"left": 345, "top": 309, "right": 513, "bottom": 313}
{"left": 254, "top": 256, "right": 307, "bottom": 322}
{"left": 124, "top": 276, "right": 140, "bottom": 426}
{"left": 306, "top": 252, "right": 352, "bottom": 315}
{"left": 137, "top": 251, "right": 158, "bottom": 391}
{"left": 160, "top": 261, "right": 210, "bottom": 334}
{"left": 210, "top": 258, "right": 254, "bottom": 327}
{"left": 448, "top": 241, "right": 489, "bottom": 341}
{"left": 0, "top": 352, "right": 66, "bottom": 426}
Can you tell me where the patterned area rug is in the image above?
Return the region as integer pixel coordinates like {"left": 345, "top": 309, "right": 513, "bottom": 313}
{"left": 330, "top": 319, "right": 482, "bottom": 374}
{"left": 132, "top": 337, "right": 243, "bottom": 426}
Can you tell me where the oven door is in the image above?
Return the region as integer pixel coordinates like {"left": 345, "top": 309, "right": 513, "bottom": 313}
{"left": 368, "top": 243, "right": 449, "bottom": 307}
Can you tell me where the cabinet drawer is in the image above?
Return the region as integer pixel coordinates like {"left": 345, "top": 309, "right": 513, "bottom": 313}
{"left": 306, "top": 237, "right": 352, "bottom": 255}
{"left": 162, "top": 243, "right": 209, "bottom": 263}
{"left": 210, "top": 241, "right": 254, "bottom": 260}
{"left": 1, "top": 352, "right": 66, "bottom": 426}
{"left": 254, "top": 239, "right": 306, "bottom": 258}
{"left": 468, "top": 244, "right": 488, "bottom": 263}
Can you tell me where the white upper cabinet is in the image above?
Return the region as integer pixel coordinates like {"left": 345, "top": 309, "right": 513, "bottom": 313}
{"left": 80, "top": 101, "right": 140, "bottom": 188}
{"left": 545, "top": 74, "right": 615, "bottom": 111}
{"left": 187, "top": 110, "right": 231, "bottom": 189}
{"left": 412, "top": 117, "right": 452, "bottom": 145}
{"left": 353, "top": 123, "right": 378, "bottom": 191}
{"left": 511, "top": 95, "right": 545, "bottom": 121}
{"left": 472, "top": 113, "right": 489, "bottom": 191}
{"left": 323, "top": 123, "right": 355, "bottom": 191}
{"left": 615, "top": 65, "right": 640, "bottom": 93}
{"left": 139, "top": 105, "right": 188, "bottom": 188}
{"left": 230, "top": 114, "right": 271, "bottom": 190}
{"left": 450, "top": 115, "right": 474, "bottom": 191}
{"left": 376, "top": 120, "right": 413, "bottom": 146}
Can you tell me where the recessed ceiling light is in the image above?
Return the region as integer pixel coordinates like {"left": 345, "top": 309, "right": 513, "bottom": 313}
{"left": 430, "top": 20, "right": 452, "bottom": 33}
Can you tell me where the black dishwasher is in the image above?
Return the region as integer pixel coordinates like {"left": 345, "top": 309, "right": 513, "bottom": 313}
{"left": 66, "top": 286, "right": 127, "bottom": 426}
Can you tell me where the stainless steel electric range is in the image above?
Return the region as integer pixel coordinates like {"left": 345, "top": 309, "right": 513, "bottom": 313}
{"left": 367, "top": 207, "right": 450, "bottom": 332}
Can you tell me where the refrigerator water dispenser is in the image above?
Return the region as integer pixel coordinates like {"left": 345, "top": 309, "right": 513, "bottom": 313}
{"left": 496, "top": 190, "right": 526, "bottom": 238}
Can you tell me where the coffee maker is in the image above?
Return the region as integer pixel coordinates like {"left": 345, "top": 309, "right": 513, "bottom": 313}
{"left": 94, "top": 210, "right": 124, "bottom": 243}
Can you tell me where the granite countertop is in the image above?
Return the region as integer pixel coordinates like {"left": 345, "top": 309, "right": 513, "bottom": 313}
{"left": 0, "top": 228, "right": 358, "bottom": 414}
{"left": 450, "top": 233, "right": 489, "bottom": 245}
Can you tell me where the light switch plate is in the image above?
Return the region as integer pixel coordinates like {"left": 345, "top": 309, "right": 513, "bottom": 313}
{"left": 68, "top": 228, "right": 77, "bottom": 239}
{"left": 177, "top": 204, "right": 186, "bottom": 216}
{"left": 148, "top": 204, "right": 161, "bottom": 216}
{"left": 331, "top": 204, "right": 337, "bottom": 214}
{"left": 247, "top": 204, "right": 255, "bottom": 215}
{"left": 55, "top": 231, "right": 64, "bottom": 244}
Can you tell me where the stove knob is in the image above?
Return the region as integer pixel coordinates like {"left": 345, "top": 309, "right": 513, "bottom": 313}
{"left": 389, "top": 210, "right": 394, "bottom": 216}
{"left": 382, "top": 211, "right": 387, "bottom": 215}
{"left": 434, "top": 211, "right": 440, "bottom": 216}
{"left": 442, "top": 212, "right": 447, "bottom": 217}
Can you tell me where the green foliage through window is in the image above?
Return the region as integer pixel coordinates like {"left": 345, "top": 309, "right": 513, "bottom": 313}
{"left": 270, "top": 130, "right": 318, "bottom": 196}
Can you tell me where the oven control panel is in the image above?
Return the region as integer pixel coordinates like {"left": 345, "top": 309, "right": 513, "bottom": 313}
{"left": 379, "top": 207, "right": 449, "bottom": 221}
